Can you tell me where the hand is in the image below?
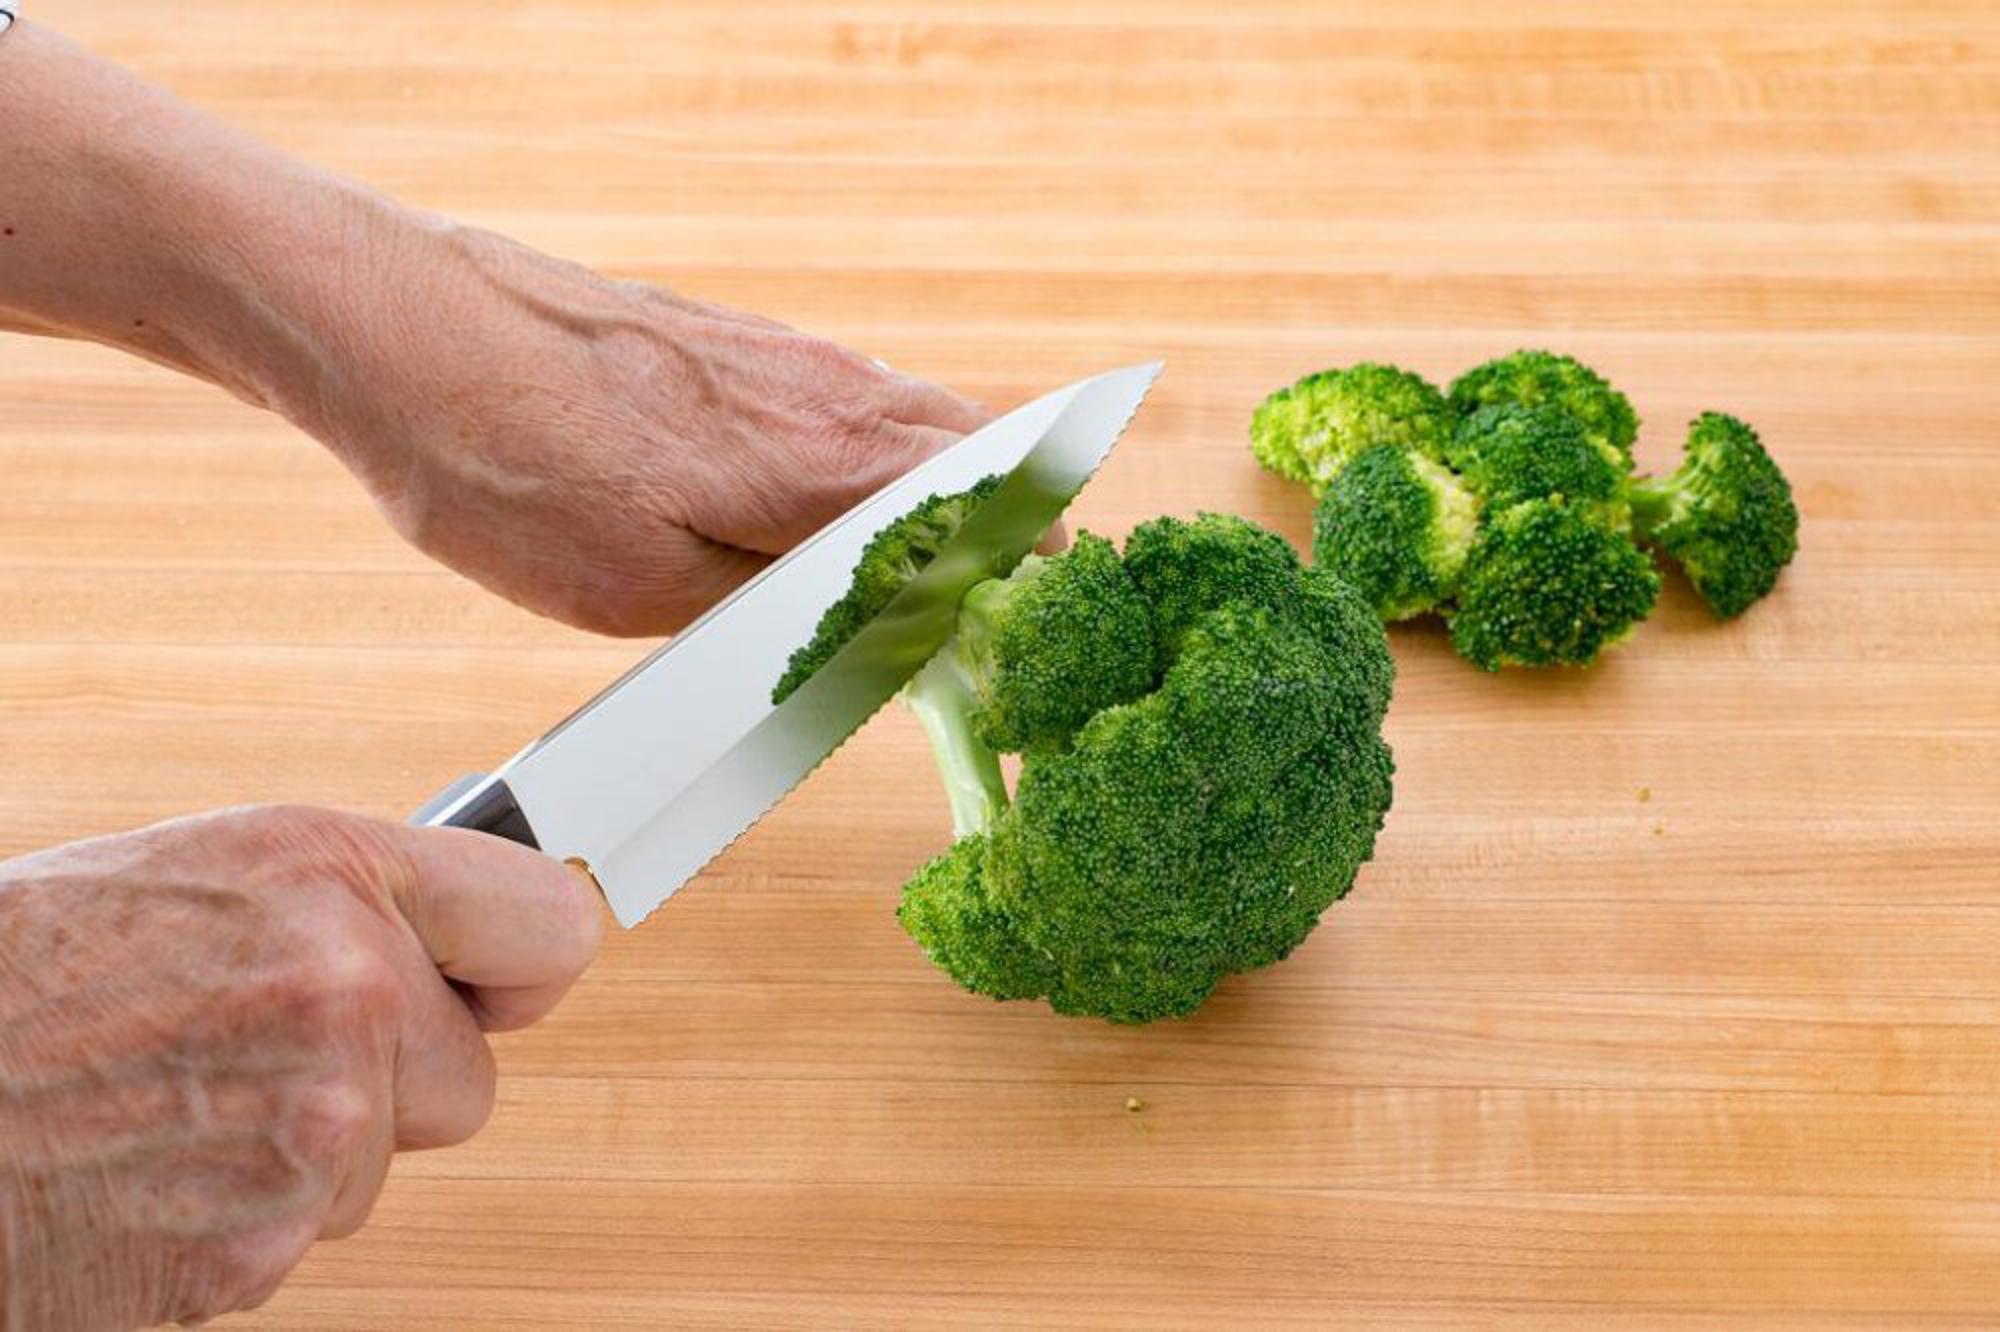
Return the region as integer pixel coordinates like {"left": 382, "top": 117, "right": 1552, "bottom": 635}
{"left": 1, "top": 24, "right": 991, "bottom": 637}
{"left": 0, "top": 806, "right": 604, "bottom": 1329}
{"left": 296, "top": 223, "right": 991, "bottom": 636}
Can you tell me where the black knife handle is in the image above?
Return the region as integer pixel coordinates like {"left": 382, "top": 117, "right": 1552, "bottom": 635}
{"left": 409, "top": 772, "right": 540, "bottom": 849}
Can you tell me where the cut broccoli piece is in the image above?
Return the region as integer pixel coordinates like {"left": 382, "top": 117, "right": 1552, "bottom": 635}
{"left": 771, "top": 475, "right": 1003, "bottom": 703}
{"left": 1311, "top": 444, "right": 1480, "bottom": 620}
{"left": 1448, "top": 499, "right": 1662, "bottom": 670}
{"left": 1449, "top": 403, "right": 1629, "bottom": 529}
{"left": 1249, "top": 363, "right": 1452, "bottom": 494}
{"left": 1629, "top": 412, "right": 1800, "bottom": 619}
{"left": 1447, "top": 349, "right": 1639, "bottom": 465}
{"left": 950, "top": 533, "right": 1155, "bottom": 755}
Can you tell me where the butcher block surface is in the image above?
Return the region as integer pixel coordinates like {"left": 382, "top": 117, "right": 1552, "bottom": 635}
{"left": 4, "top": 1, "right": 1999, "bottom": 1325}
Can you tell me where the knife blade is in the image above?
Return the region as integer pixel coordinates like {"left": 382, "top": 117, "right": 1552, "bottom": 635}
{"left": 412, "top": 361, "right": 1162, "bottom": 927}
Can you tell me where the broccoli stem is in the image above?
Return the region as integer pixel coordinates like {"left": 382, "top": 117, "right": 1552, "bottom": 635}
{"left": 900, "top": 648, "right": 1008, "bottom": 838}
{"left": 1625, "top": 475, "right": 1676, "bottom": 536}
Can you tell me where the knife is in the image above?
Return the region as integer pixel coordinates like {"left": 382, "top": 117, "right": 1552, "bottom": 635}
{"left": 411, "top": 361, "right": 1162, "bottom": 928}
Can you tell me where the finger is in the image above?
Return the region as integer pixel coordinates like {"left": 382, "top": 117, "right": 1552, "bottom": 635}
{"left": 1036, "top": 519, "right": 1071, "bottom": 555}
{"left": 576, "top": 533, "right": 772, "bottom": 638}
{"left": 387, "top": 959, "right": 498, "bottom": 1149}
{"left": 369, "top": 823, "right": 606, "bottom": 1031}
{"left": 636, "top": 538, "right": 770, "bottom": 637}
{"left": 889, "top": 422, "right": 965, "bottom": 467}
{"left": 881, "top": 376, "right": 990, "bottom": 435}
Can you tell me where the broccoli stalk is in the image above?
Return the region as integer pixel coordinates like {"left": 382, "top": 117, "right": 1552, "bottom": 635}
{"left": 899, "top": 650, "right": 1008, "bottom": 839}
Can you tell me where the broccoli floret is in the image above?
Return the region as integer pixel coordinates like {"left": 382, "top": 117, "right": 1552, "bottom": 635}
{"left": 895, "top": 835, "right": 1056, "bottom": 1002}
{"left": 794, "top": 504, "right": 1397, "bottom": 1025}
{"left": 1249, "top": 363, "right": 1452, "bottom": 494}
{"left": 1628, "top": 412, "right": 1800, "bottom": 619}
{"left": 1447, "top": 349, "right": 1639, "bottom": 465}
{"left": 1311, "top": 444, "right": 1480, "bottom": 620}
{"left": 771, "top": 475, "right": 1003, "bottom": 703}
{"left": 1448, "top": 499, "right": 1662, "bottom": 670}
{"left": 1120, "top": 512, "right": 1306, "bottom": 666}
{"left": 950, "top": 533, "right": 1155, "bottom": 755}
{"left": 1449, "top": 404, "right": 1628, "bottom": 525}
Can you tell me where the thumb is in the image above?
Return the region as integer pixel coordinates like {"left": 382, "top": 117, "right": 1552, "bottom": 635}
{"left": 370, "top": 823, "right": 607, "bottom": 1031}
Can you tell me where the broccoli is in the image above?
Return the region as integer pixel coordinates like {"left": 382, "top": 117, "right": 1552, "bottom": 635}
{"left": 1447, "top": 498, "right": 1662, "bottom": 670}
{"left": 1449, "top": 403, "right": 1628, "bottom": 526}
{"left": 1446, "top": 349, "right": 1640, "bottom": 465}
{"left": 1310, "top": 444, "right": 1480, "bottom": 621}
{"left": 1249, "top": 363, "right": 1452, "bottom": 495}
{"left": 1257, "top": 350, "right": 1798, "bottom": 671}
{"left": 781, "top": 502, "right": 1396, "bottom": 1024}
{"left": 1628, "top": 412, "right": 1800, "bottom": 619}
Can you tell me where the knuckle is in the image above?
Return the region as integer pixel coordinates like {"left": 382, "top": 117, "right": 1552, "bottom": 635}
{"left": 269, "top": 938, "right": 404, "bottom": 1038}
{"left": 289, "top": 1079, "right": 381, "bottom": 1165}
{"left": 203, "top": 1219, "right": 317, "bottom": 1318}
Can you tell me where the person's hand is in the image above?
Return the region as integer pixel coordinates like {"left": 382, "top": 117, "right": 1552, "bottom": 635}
{"left": 1, "top": 24, "right": 992, "bottom": 636}
{"left": 0, "top": 805, "right": 604, "bottom": 1329}
{"left": 294, "top": 223, "right": 992, "bottom": 636}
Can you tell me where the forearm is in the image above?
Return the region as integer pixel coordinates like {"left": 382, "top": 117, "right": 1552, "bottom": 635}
{"left": 0, "top": 20, "right": 421, "bottom": 423}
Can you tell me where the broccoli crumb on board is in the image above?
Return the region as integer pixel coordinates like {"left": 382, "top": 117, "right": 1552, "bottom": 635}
{"left": 1125, "top": 1097, "right": 1144, "bottom": 1114}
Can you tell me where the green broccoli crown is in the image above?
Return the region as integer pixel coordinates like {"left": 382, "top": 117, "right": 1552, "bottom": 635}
{"left": 1312, "top": 444, "right": 1481, "bottom": 621}
{"left": 1449, "top": 403, "right": 1629, "bottom": 525}
{"left": 1448, "top": 498, "right": 1662, "bottom": 670}
{"left": 1629, "top": 412, "right": 1800, "bottom": 619}
{"left": 952, "top": 533, "right": 1156, "bottom": 755}
{"left": 771, "top": 475, "right": 1004, "bottom": 704}
{"left": 886, "top": 515, "right": 1396, "bottom": 1025}
{"left": 1447, "top": 349, "right": 1639, "bottom": 464}
{"left": 1249, "top": 363, "right": 1452, "bottom": 495}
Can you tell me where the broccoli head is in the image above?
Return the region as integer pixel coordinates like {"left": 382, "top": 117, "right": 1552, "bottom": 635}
{"left": 1447, "top": 349, "right": 1639, "bottom": 465}
{"left": 1249, "top": 363, "right": 1452, "bottom": 494}
{"left": 772, "top": 475, "right": 1004, "bottom": 703}
{"left": 1628, "top": 412, "right": 1800, "bottom": 619}
{"left": 1311, "top": 444, "right": 1480, "bottom": 620}
{"left": 1448, "top": 498, "right": 1662, "bottom": 670}
{"left": 788, "top": 503, "right": 1397, "bottom": 1024}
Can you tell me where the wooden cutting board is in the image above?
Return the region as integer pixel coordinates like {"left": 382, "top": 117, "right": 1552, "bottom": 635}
{"left": 5, "top": 2, "right": 1997, "bottom": 1325}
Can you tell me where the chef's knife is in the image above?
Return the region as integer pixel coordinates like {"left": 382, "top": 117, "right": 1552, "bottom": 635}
{"left": 411, "top": 361, "right": 1162, "bottom": 928}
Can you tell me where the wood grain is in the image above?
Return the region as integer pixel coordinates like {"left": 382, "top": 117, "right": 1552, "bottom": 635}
{"left": 5, "top": 1, "right": 1998, "bottom": 1325}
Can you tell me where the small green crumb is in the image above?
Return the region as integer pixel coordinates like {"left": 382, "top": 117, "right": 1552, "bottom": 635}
{"left": 1638, "top": 787, "right": 1652, "bottom": 803}
{"left": 1125, "top": 1096, "right": 1144, "bottom": 1114}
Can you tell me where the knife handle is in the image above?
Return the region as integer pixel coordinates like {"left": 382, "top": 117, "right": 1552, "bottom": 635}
{"left": 409, "top": 772, "right": 540, "bottom": 849}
